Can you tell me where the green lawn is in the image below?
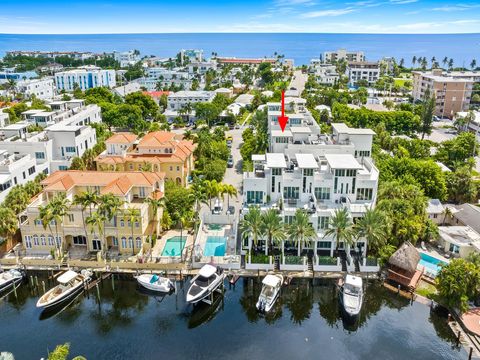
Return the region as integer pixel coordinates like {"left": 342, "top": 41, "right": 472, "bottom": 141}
{"left": 415, "top": 281, "right": 437, "bottom": 299}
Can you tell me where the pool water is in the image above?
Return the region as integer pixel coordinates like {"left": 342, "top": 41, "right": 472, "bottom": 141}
{"left": 204, "top": 236, "right": 227, "bottom": 256}
{"left": 419, "top": 252, "right": 447, "bottom": 275}
{"left": 161, "top": 236, "right": 186, "bottom": 256}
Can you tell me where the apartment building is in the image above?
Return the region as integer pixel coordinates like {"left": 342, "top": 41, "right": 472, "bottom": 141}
{"left": 412, "top": 69, "right": 475, "bottom": 118}
{"left": 96, "top": 131, "right": 196, "bottom": 186}
{"left": 346, "top": 62, "right": 380, "bottom": 87}
{"left": 19, "top": 170, "right": 165, "bottom": 255}
{"left": 0, "top": 100, "right": 101, "bottom": 201}
{"left": 55, "top": 66, "right": 116, "bottom": 91}
{"left": 324, "top": 49, "right": 365, "bottom": 63}
{"left": 167, "top": 90, "right": 215, "bottom": 111}
{"left": 180, "top": 49, "right": 203, "bottom": 64}
{"left": 113, "top": 50, "right": 140, "bottom": 67}
{"left": 138, "top": 67, "right": 194, "bottom": 91}
{"left": 187, "top": 61, "right": 217, "bottom": 74}
{"left": 309, "top": 63, "right": 339, "bottom": 85}
{"left": 16, "top": 78, "right": 55, "bottom": 100}
{"left": 242, "top": 101, "right": 379, "bottom": 271}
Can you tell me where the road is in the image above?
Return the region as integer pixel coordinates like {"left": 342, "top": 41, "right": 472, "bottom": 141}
{"left": 289, "top": 70, "right": 308, "bottom": 94}
{"left": 222, "top": 126, "right": 245, "bottom": 214}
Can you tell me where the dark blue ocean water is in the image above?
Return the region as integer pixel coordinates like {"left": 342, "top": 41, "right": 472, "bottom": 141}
{"left": 0, "top": 33, "right": 479, "bottom": 66}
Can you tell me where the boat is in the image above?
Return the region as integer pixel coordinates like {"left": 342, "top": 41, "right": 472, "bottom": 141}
{"left": 36, "top": 270, "right": 92, "bottom": 309}
{"left": 256, "top": 273, "right": 284, "bottom": 312}
{"left": 136, "top": 273, "right": 174, "bottom": 293}
{"left": 339, "top": 274, "right": 364, "bottom": 317}
{"left": 0, "top": 269, "right": 23, "bottom": 292}
{"left": 186, "top": 264, "right": 225, "bottom": 304}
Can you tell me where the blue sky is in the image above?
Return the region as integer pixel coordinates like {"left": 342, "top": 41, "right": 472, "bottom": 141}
{"left": 1, "top": 0, "right": 479, "bottom": 34}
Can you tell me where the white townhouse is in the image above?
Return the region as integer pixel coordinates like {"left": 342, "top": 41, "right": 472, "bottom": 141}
{"left": 113, "top": 50, "right": 140, "bottom": 67}
{"left": 138, "top": 68, "right": 194, "bottom": 91}
{"left": 346, "top": 61, "right": 380, "bottom": 87}
{"left": 167, "top": 90, "right": 215, "bottom": 111}
{"left": 309, "top": 63, "right": 339, "bottom": 86}
{"left": 0, "top": 100, "right": 101, "bottom": 201}
{"left": 242, "top": 101, "right": 379, "bottom": 272}
{"left": 55, "top": 66, "right": 116, "bottom": 91}
{"left": 16, "top": 78, "right": 55, "bottom": 100}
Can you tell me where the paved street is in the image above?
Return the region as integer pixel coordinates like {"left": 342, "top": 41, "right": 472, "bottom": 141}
{"left": 289, "top": 69, "right": 308, "bottom": 94}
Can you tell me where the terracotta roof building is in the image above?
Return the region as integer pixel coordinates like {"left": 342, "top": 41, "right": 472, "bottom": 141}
{"left": 20, "top": 170, "right": 165, "bottom": 256}
{"left": 96, "top": 131, "right": 196, "bottom": 186}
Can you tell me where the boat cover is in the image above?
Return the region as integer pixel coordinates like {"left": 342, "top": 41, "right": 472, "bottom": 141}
{"left": 345, "top": 274, "right": 362, "bottom": 287}
{"left": 150, "top": 275, "right": 159, "bottom": 284}
{"left": 262, "top": 274, "right": 281, "bottom": 287}
{"left": 198, "top": 264, "right": 217, "bottom": 278}
{"left": 57, "top": 270, "right": 78, "bottom": 284}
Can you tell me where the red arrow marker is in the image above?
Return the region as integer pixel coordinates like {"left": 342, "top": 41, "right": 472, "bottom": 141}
{"left": 278, "top": 90, "right": 289, "bottom": 132}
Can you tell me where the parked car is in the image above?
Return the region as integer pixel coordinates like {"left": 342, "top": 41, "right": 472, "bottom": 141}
{"left": 213, "top": 199, "right": 223, "bottom": 214}
{"left": 226, "top": 206, "right": 235, "bottom": 215}
{"left": 227, "top": 156, "right": 234, "bottom": 168}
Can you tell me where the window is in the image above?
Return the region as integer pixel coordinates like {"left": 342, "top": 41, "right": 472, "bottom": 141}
{"left": 56, "top": 236, "right": 61, "bottom": 246}
{"left": 122, "top": 237, "right": 127, "bottom": 248}
{"left": 136, "top": 237, "right": 142, "bottom": 249}
{"left": 40, "top": 235, "right": 46, "bottom": 246}
{"left": 120, "top": 219, "right": 125, "bottom": 227}
{"left": 128, "top": 237, "right": 134, "bottom": 249}
{"left": 135, "top": 221, "right": 140, "bottom": 228}
{"left": 35, "top": 152, "right": 45, "bottom": 159}
{"left": 48, "top": 235, "right": 54, "bottom": 246}
{"left": 177, "top": 166, "right": 180, "bottom": 171}
{"left": 357, "top": 188, "right": 373, "bottom": 201}
{"left": 318, "top": 217, "right": 329, "bottom": 230}
{"left": 449, "top": 243, "right": 460, "bottom": 254}
{"left": 33, "top": 235, "right": 39, "bottom": 246}
{"left": 246, "top": 191, "right": 263, "bottom": 204}
{"left": 67, "top": 214, "right": 74, "bottom": 222}
{"left": 35, "top": 219, "right": 42, "bottom": 226}
{"left": 303, "top": 169, "right": 313, "bottom": 176}
{"left": 275, "top": 137, "right": 289, "bottom": 143}
{"left": 59, "top": 166, "right": 68, "bottom": 171}
{"left": 283, "top": 187, "right": 299, "bottom": 199}
{"left": 65, "top": 146, "right": 76, "bottom": 153}
{"left": 315, "top": 187, "right": 330, "bottom": 200}
{"left": 284, "top": 215, "right": 295, "bottom": 224}
{"left": 25, "top": 235, "right": 32, "bottom": 249}
{"left": 272, "top": 168, "right": 282, "bottom": 176}
{"left": 28, "top": 166, "right": 36, "bottom": 175}
{"left": 317, "top": 241, "right": 331, "bottom": 249}
{"left": 113, "top": 237, "right": 118, "bottom": 247}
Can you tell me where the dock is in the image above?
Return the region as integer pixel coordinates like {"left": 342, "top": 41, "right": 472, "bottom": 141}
{"left": 448, "top": 320, "right": 480, "bottom": 360}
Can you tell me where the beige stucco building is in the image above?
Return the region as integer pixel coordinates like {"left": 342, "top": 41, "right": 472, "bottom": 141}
{"left": 96, "top": 131, "right": 196, "bottom": 186}
{"left": 19, "top": 170, "right": 165, "bottom": 256}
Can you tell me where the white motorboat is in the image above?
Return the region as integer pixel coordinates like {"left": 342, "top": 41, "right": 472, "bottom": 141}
{"left": 256, "top": 273, "right": 284, "bottom": 312}
{"left": 136, "top": 273, "right": 174, "bottom": 293}
{"left": 0, "top": 269, "right": 23, "bottom": 292}
{"left": 36, "top": 270, "right": 92, "bottom": 309}
{"left": 186, "top": 264, "right": 225, "bottom": 304}
{"left": 340, "top": 274, "right": 364, "bottom": 317}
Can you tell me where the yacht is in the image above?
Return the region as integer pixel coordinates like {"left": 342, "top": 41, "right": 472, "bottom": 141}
{"left": 36, "top": 270, "right": 92, "bottom": 309}
{"left": 136, "top": 273, "right": 174, "bottom": 293}
{"left": 256, "top": 273, "right": 284, "bottom": 312}
{"left": 0, "top": 269, "right": 23, "bottom": 292}
{"left": 340, "top": 274, "right": 364, "bottom": 317}
{"left": 186, "top": 264, "right": 225, "bottom": 304}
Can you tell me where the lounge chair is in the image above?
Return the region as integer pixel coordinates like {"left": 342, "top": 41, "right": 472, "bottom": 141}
{"left": 421, "top": 241, "right": 427, "bottom": 251}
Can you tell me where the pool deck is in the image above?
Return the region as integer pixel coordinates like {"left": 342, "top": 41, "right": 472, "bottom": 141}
{"left": 195, "top": 224, "right": 236, "bottom": 258}
{"left": 151, "top": 230, "right": 194, "bottom": 259}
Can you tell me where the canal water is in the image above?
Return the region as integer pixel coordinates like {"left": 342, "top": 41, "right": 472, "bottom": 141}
{"left": 0, "top": 274, "right": 466, "bottom": 360}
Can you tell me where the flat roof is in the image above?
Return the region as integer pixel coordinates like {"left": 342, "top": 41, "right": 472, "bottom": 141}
{"left": 252, "top": 154, "right": 266, "bottom": 161}
{"left": 325, "top": 154, "right": 362, "bottom": 169}
{"left": 332, "top": 123, "right": 376, "bottom": 135}
{"left": 295, "top": 153, "right": 318, "bottom": 169}
{"left": 266, "top": 153, "right": 287, "bottom": 168}
{"left": 291, "top": 127, "right": 312, "bottom": 134}
{"left": 22, "top": 109, "right": 44, "bottom": 115}
{"left": 271, "top": 129, "right": 292, "bottom": 137}
{"left": 33, "top": 111, "right": 55, "bottom": 117}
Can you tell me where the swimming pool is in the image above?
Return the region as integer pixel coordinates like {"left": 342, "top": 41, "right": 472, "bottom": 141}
{"left": 419, "top": 252, "right": 447, "bottom": 275}
{"left": 204, "top": 236, "right": 227, "bottom": 256}
{"left": 161, "top": 236, "right": 186, "bottom": 256}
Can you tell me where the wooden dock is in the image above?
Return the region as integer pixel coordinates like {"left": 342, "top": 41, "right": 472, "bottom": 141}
{"left": 448, "top": 320, "right": 480, "bottom": 360}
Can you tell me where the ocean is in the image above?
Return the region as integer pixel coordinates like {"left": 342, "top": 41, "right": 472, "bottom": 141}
{"left": 0, "top": 33, "right": 479, "bottom": 66}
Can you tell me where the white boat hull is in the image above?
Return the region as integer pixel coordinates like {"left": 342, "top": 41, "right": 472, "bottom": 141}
{"left": 0, "top": 270, "right": 23, "bottom": 292}
{"left": 137, "top": 274, "right": 173, "bottom": 293}
{"left": 256, "top": 274, "right": 283, "bottom": 313}
{"left": 36, "top": 271, "right": 91, "bottom": 309}
{"left": 186, "top": 274, "right": 225, "bottom": 304}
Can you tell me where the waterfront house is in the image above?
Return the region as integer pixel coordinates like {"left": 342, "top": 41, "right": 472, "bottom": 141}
{"left": 19, "top": 170, "right": 165, "bottom": 256}
{"left": 437, "top": 226, "right": 480, "bottom": 258}
{"left": 96, "top": 131, "right": 196, "bottom": 186}
{"left": 242, "top": 101, "right": 379, "bottom": 272}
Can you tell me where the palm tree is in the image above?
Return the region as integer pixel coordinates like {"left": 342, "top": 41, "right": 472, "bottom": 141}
{"left": 240, "top": 206, "right": 264, "bottom": 254}
{"left": 184, "top": 102, "right": 193, "bottom": 123}
{"left": 174, "top": 210, "right": 189, "bottom": 261}
{"left": 260, "top": 209, "right": 286, "bottom": 256}
{"left": 145, "top": 196, "right": 165, "bottom": 241}
{"left": 412, "top": 56, "right": 417, "bottom": 67}
{"left": 98, "top": 194, "right": 124, "bottom": 253}
{"left": 323, "top": 208, "right": 354, "bottom": 255}
{"left": 287, "top": 209, "right": 316, "bottom": 256}
{"left": 189, "top": 179, "right": 208, "bottom": 215}
{"left": 0, "top": 208, "right": 18, "bottom": 250}
{"left": 203, "top": 179, "right": 220, "bottom": 210}
{"left": 124, "top": 207, "right": 140, "bottom": 256}
{"left": 471, "top": 59, "right": 477, "bottom": 70}
{"left": 442, "top": 56, "right": 448, "bottom": 68}
{"left": 45, "top": 194, "right": 70, "bottom": 254}
{"left": 448, "top": 58, "right": 454, "bottom": 70}
{"left": 223, "top": 184, "right": 238, "bottom": 210}
{"left": 86, "top": 211, "right": 106, "bottom": 253}
{"left": 73, "top": 190, "right": 98, "bottom": 249}
{"left": 442, "top": 206, "right": 453, "bottom": 225}
{"left": 354, "top": 208, "right": 387, "bottom": 255}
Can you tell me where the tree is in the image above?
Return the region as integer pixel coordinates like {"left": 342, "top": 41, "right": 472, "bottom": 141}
{"left": 442, "top": 206, "right": 453, "bottom": 225}
{"left": 164, "top": 180, "right": 194, "bottom": 223}
{"left": 435, "top": 132, "right": 478, "bottom": 169}
{"left": 412, "top": 56, "right": 417, "bottom": 67}
{"left": 125, "top": 91, "right": 159, "bottom": 119}
{"left": 260, "top": 209, "right": 285, "bottom": 255}
{"left": 48, "top": 343, "right": 70, "bottom": 360}
{"left": 445, "top": 165, "right": 477, "bottom": 203}
{"left": 161, "top": 208, "right": 173, "bottom": 230}
{"left": 123, "top": 207, "right": 140, "bottom": 256}
{"left": 287, "top": 209, "right": 316, "bottom": 256}
{"left": 324, "top": 208, "right": 355, "bottom": 253}
{"left": 145, "top": 196, "right": 165, "bottom": 238}
{"left": 0, "top": 207, "right": 17, "bottom": 248}
{"left": 354, "top": 208, "right": 387, "bottom": 254}
{"left": 437, "top": 258, "right": 480, "bottom": 313}
{"left": 42, "top": 194, "right": 70, "bottom": 254}
{"left": 471, "top": 59, "right": 477, "bottom": 70}
{"left": 240, "top": 206, "right": 263, "bottom": 253}
{"left": 223, "top": 183, "right": 238, "bottom": 209}
{"left": 98, "top": 194, "right": 124, "bottom": 253}
{"left": 420, "top": 89, "right": 435, "bottom": 139}
{"left": 86, "top": 211, "right": 106, "bottom": 253}
{"left": 3, "top": 185, "right": 30, "bottom": 214}
{"left": 203, "top": 158, "right": 227, "bottom": 182}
